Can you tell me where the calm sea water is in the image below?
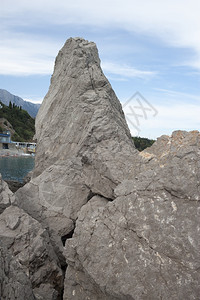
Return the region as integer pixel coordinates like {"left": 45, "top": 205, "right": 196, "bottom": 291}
{"left": 0, "top": 156, "right": 35, "bottom": 182}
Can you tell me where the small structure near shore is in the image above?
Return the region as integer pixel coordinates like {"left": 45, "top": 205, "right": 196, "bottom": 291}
{"left": 14, "top": 142, "right": 36, "bottom": 154}
{"left": 0, "top": 130, "right": 36, "bottom": 156}
{"left": 0, "top": 130, "right": 11, "bottom": 149}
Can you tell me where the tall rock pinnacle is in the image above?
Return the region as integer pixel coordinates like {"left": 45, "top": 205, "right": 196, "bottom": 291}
{"left": 35, "top": 37, "right": 136, "bottom": 177}
{"left": 15, "top": 37, "right": 139, "bottom": 249}
{"left": 12, "top": 38, "right": 200, "bottom": 300}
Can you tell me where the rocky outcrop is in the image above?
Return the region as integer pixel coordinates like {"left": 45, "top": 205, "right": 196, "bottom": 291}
{"left": 0, "top": 174, "right": 13, "bottom": 214}
{"left": 0, "top": 206, "right": 63, "bottom": 299}
{"left": 0, "top": 178, "right": 35, "bottom": 299}
{"left": 1, "top": 38, "right": 199, "bottom": 299}
{"left": 14, "top": 37, "right": 140, "bottom": 247}
{"left": 0, "top": 176, "right": 63, "bottom": 299}
{"left": 0, "top": 242, "right": 35, "bottom": 300}
{"left": 64, "top": 129, "right": 200, "bottom": 299}
{"left": 34, "top": 38, "right": 137, "bottom": 177}
{"left": 65, "top": 130, "right": 200, "bottom": 298}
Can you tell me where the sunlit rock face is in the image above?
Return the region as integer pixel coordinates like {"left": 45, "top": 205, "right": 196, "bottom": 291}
{"left": 6, "top": 38, "right": 200, "bottom": 299}
{"left": 34, "top": 37, "right": 137, "bottom": 180}
{"left": 15, "top": 37, "right": 139, "bottom": 241}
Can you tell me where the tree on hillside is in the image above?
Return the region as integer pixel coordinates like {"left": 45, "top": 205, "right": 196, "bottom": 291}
{"left": 132, "top": 136, "right": 155, "bottom": 151}
{"left": 0, "top": 101, "right": 35, "bottom": 142}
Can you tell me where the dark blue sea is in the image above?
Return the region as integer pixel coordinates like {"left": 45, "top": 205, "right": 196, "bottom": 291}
{"left": 0, "top": 156, "right": 35, "bottom": 182}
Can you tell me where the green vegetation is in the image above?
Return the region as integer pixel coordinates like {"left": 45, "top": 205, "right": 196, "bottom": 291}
{"left": 0, "top": 100, "right": 155, "bottom": 147}
{"left": 132, "top": 136, "right": 155, "bottom": 151}
{"left": 0, "top": 101, "right": 35, "bottom": 142}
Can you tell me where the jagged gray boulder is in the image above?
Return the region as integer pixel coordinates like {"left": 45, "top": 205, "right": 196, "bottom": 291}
{"left": 0, "top": 242, "right": 36, "bottom": 300}
{"left": 0, "top": 174, "right": 13, "bottom": 214}
{"left": 15, "top": 37, "right": 139, "bottom": 243}
{"left": 0, "top": 205, "right": 63, "bottom": 299}
{"left": 10, "top": 37, "right": 200, "bottom": 299}
{"left": 34, "top": 38, "right": 137, "bottom": 178}
{"left": 0, "top": 178, "right": 35, "bottom": 300}
{"left": 0, "top": 176, "right": 64, "bottom": 300}
{"left": 65, "top": 130, "right": 200, "bottom": 299}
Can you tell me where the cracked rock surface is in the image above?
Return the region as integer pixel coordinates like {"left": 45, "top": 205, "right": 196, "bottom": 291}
{"left": 14, "top": 37, "right": 140, "bottom": 250}
{"left": 0, "top": 205, "right": 63, "bottom": 299}
{"left": 64, "top": 129, "right": 200, "bottom": 299}
{"left": 0, "top": 242, "right": 35, "bottom": 300}
{"left": 66, "top": 189, "right": 199, "bottom": 299}
{"left": 0, "top": 174, "right": 13, "bottom": 214}
{"left": 1, "top": 38, "right": 200, "bottom": 299}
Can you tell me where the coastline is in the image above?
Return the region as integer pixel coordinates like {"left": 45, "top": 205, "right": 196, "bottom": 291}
{"left": 0, "top": 149, "right": 34, "bottom": 157}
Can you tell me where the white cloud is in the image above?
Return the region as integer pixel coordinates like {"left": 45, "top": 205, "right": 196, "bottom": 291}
{"left": 0, "top": 59, "right": 52, "bottom": 76}
{"left": 102, "top": 62, "right": 156, "bottom": 79}
{"left": 24, "top": 97, "right": 43, "bottom": 104}
{"left": 0, "top": 33, "right": 60, "bottom": 75}
{"left": 120, "top": 86, "right": 200, "bottom": 138}
{"left": 124, "top": 100, "right": 200, "bottom": 139}
{"left": 1, "top": 0, "right": 200, "bottom": 74}
{"left": 1, "top": 0, "right": 199, "bottom": 138}
{"left": 2, "top": 1, "right": 200, "bottom": 49}
{"left": 154, "top": 88, "right": 200, "bottom": 102}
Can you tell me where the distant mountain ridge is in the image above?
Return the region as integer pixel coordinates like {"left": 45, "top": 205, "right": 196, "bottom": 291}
{"left": 0, "top": 101, "right": 35, "bottom": 141}
{"left": 0, "top": 89, "right": 40, "bottom": 118}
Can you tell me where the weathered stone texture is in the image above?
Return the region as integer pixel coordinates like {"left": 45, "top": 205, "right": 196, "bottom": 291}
{"left": 0, "top": 205, "right": 63, "bottom": 299}
{"left": 0, "top": 243, "right": 35, "bottom": 300}
{"left": 0, "top": 174, "right": 13, "bottom": 214}
{"left": 1, "top": 38, "right": 199, "bottom": 299}
{"left": 14, "top": 37, "right": 139, "bottom": 244}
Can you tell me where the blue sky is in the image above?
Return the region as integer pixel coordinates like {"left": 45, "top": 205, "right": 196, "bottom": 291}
{"left": 1, "top": 0, "right": 200, "bottom": 138}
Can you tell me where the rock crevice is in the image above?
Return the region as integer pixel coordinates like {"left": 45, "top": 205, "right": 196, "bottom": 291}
{"left": 0, "top": 38, "right": 199, "bottom": 299}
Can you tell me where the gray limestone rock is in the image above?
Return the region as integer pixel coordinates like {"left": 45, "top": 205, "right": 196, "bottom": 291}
{"left": 0, "top": 242, "right": 35, "bottom": 300}
{"left": 139, "top": 130, "right": 200, "bottom": 200}
{"left": 9, "top": 38, "right": 200, "bottom": 299}
{"left": 65, "top": 130, "right": 200, "bottom": 299}
{"left": 34, "top": 38, "right": 137, "bottom": 179}
{"left": 14, "top": 37, "right": 139, "bottom": 246}
{"left": 65, "top": 191, "right": 200, "bottom": 299}
{"left": 0, "top": 206, "right": 63, "bottom": 299}
{"left": 0, "top": 174, "right": 13, "bottom": 214}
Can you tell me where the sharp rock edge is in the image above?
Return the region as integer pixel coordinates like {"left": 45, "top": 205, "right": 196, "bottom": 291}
{"left": 0, "top": 38, "right": 199, "bottom": 300}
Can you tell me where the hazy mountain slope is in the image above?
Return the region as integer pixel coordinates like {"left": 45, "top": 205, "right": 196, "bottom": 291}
{"left": 0, "top": 89, "right": 40, "bottom": 118}
{"left": 0, "top": 102, "right": 35, "bottom": 141}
